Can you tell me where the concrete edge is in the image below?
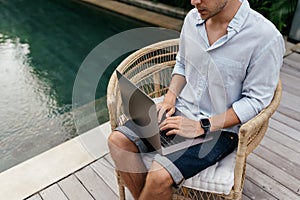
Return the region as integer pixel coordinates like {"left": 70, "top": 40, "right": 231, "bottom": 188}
{"left": 0, "top": 122, "right": 111, "bottom": 200}
{"left": 118, "top": 0, "right": 187, "bottom": 19}
{"left": 78, "top": 0, "right": 183, "bottom": 31}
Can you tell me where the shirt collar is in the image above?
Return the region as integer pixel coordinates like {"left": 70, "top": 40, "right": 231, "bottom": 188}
{"left": 228, "top": 0, "right": 250, "bottom": 32}
{"left": 196, "top": 13, "right": 205, "bottom": 25}
{"left": 196, "top": 0, "right": 250, "bottom": 32}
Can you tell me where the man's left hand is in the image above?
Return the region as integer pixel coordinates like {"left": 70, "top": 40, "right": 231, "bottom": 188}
{"left": 159, "top": 116, "right": 204, "bottom": 138}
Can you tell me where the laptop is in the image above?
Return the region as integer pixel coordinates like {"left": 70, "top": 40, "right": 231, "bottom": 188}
{"left": 116, "top": 70, "right": 213, "bottom": 155}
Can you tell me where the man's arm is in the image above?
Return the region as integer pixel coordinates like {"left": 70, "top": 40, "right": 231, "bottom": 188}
{"left": 157, "top": 74, "right": 186, "bottom": 121}
{"left": 160, "top": 107, "right": 241, "bottom": 138}
{"left": 159, "top": 76, "right": 241, "bottom": 137}
{"left": 209, "top": 107, "right": 241, "bottom": 132}
{"left": 164, "top": 74, "right": 186, "bottom": 106}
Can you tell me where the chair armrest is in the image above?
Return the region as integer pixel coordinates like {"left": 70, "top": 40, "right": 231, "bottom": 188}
{"left": 238, "top": 79, "right": 282, "bottom": 155}
{"left": 107, "top": 72, "right": 119, "bottom": 130}
{"left": 233, "top": 80, "right": 282, "bottom": 195}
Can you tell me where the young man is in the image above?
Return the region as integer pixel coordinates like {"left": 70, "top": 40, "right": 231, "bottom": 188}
{"left": 108, "top": 0, "right": 285, "bottom": 199}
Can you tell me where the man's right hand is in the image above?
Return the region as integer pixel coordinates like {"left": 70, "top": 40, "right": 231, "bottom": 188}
{"left": 157, "top": 74, "right": 186, "bottom": 123}
{"left": 156, "top": 101, "right": 175, "bottom": 123}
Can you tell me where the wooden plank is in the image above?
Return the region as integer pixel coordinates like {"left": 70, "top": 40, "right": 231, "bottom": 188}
{"left": 266, "top": 128, "right": 300, "bottom": 154}
{"left": 277, "top": 104, "right": 300, "bottom": 122}
{"left": 247, "top": 153, "right": 300, "bottom": 195}
{"left": 281, "top": 57, "right": 300, "bottom": 78}
{"left": 272, "top": 111, "right": 300, "bottom": 133}
{"left": 58, "top": 175, "right": 94, "bottom": 200}
{"left": 25, "top": 194, "right": 43, "bottom": 200}
{"left": 281, "top": 63, "right": 300, "bottom": 79}
{"left": 243, "top": 179, "right": 277, "bottom": 200}
{"left": 246, "top": 164, "right": 299, "bottom": 199}
{"left": 281, "top": 64, "right": 300, "bottom": 79}
{"left": 39, "top": 184, "right": 68, "bottom": 200}
{"left": 260, "top": 136, "right": 300, "bottom": 165}
{"left": 90, "top": 157, "right": 119, "bottom": 195}
{"left": 75, "top": 165, "right": 117, "bottom": 200}
{"left": 280, "top": 91, "right": 300, "bottom": 113}
{"left": 278, "top": 91, "right": 300, "bottom": 115}
{"left": 269, "top": 118, "right": 300, "bottom": 142}
{"left": 242, "top": 194, "right": 251, "bottom": 200}
{"left": 104, "top": 153, "right": 115, "bottom": 166}
{"left": 125, "top": 187, "right": 134, "bottom": 200}
{"left": 253, "top": 145, "right": 300, "bottom": 180}
{"left": 280, "top": 72, "right": 300, "bottom": 96}
{"left": 276, "top": 85, "right": 300, "bottom": 121}
{"left": 283, "top": 53, "right": 300, "bottom": 70}
{"left": 104, "top": 154, "right": 136, "bottom": 199}
{"left": 277, "top": 104, "right": 300, "bottom": 121}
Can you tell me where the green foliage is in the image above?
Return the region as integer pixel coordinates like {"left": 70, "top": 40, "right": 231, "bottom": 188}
{"left": 152, "top": 0, "right": 298, "bottom": 34}
{"left": 248, "top": 0, "right": 298, "bottom": 34}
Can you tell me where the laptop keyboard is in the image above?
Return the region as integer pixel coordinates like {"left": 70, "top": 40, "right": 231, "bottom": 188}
{"left": 160, "top": 130, "right": 185, "bottom": 147}
{"left": 158, "top": 110, "right": 186, "bottom": 147}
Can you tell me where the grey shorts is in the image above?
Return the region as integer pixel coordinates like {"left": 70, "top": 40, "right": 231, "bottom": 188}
{"left": 115, "top": 121, "right": 238, "bottom": 187}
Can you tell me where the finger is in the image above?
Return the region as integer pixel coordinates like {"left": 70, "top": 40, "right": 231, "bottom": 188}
{"left": 156, "top": 103, "right": 162, "bottom": 110}
{"left": 166, "top": 107, "right": 175, "bottom": 117}
{"left": 159, "top": 121, "right": 169, "bottom": 130}
{"left": 157, "top": 108, "right": 166, "bottom": 123}
{"left": 160, "top": 121, "right": 179, "bottom": 131}
{"left": 165, "top": 116, "right": 182, "bottom": 124}
{"left": 166, "top": 129, "right": 179, "bottom": 136}
{"left": 161, "top": 118, "right": 183, "bottom": 133}
{"left": 159, "top": 119, "right": 165, "bottom": 129}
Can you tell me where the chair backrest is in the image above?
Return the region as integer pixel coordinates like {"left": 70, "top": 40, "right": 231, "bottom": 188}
{"left": 107, "top": 39, "right": 179, "bottom": 130}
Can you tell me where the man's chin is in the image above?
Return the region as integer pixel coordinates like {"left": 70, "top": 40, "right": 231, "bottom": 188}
{"left": 198, "top": 11, "right": 209, "bottom": 20}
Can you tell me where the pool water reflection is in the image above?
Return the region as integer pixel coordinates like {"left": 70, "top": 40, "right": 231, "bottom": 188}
{"left": 0, "top": 36, "right": 75, "bottom": 171}
{"left": 0, "top": 0, "right": 151, "bottom": 172}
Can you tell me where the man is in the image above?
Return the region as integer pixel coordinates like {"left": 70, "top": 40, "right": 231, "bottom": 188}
{"left": 108, "top": 0, "right": 285, "bottom": 199}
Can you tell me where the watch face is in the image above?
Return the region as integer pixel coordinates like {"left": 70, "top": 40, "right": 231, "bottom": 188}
{"left": 201, "top": 118, "right": 210, "bottom": 127}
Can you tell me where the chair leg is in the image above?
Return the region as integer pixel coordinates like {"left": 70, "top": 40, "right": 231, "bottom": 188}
{"left": 117, "top": 171, "right": 126, "bottom": 200}
{"left": 232, "top": 192, "right": 242, "bottom": 200}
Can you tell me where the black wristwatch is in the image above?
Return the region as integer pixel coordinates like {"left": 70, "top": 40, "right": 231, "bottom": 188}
{"left": 200, "top": 118, "right": 211, "bottom": 134}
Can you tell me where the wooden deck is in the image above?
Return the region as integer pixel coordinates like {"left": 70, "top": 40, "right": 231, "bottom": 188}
{"left": 25, "top": 51, "right": 300, "bottom": 200}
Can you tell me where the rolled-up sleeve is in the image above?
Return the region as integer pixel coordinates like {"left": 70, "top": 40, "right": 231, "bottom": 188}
{"left": 172, "top": 16, "right": 188, "bottom": 77}
{"left": 172, "top": 53, "right": 186, "bottom": 76}
{"left": 232, "top": 35, "right": 285, "bottom": 123}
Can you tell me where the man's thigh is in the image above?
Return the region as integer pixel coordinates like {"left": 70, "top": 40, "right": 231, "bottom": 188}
{"left": 165, "top": 131, "right": 238, "bottom": 179}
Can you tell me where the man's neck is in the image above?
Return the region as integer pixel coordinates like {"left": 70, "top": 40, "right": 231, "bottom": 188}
{"left": 208, "top": 0, "right": 242, "bottom": 26}
{"left": 204, "top": 0, "right": 242, "bottom": 46}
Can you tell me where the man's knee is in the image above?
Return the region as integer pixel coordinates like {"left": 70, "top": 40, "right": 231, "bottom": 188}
{"left": 145, "top": 162, "right": 174, "bottom": 194}
{"left": 108, "top": 131, "right": 138, "bottom": 153}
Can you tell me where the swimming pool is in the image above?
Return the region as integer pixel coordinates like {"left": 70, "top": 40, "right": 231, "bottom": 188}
{"left": 0, "top": 0, "right": 176, "bottom": 172}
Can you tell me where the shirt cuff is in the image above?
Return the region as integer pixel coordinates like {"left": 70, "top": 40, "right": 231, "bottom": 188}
{"left": 172, "top": 64, "right": 185, "bottom": 76}
{"left": 232, "top": 98, "right": 259, "bottom": 124}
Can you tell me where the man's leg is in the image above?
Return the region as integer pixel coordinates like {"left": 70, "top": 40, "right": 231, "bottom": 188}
{"left": 139, "top": 161, "right": 174, "bottom": 200}
{"left": 108, "top": 131, "right": 147, "bottom": 199}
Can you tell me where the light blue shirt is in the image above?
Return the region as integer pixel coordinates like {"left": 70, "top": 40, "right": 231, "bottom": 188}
{"left": 172, "top": 0, "right": 285, "bottom": 133}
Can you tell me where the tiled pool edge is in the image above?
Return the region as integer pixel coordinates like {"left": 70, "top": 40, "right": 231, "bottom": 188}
{"left": 0, "top": 122, "right": 111, "bottom": 200}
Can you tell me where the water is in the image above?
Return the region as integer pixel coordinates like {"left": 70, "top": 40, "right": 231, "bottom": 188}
{"left": 0, "top": 0, "right": 153, "bottom": 172}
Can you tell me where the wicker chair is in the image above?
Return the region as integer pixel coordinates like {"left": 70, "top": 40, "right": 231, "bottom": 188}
{"left": 106, "top": 39, "right": 282, "bottom": 200}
